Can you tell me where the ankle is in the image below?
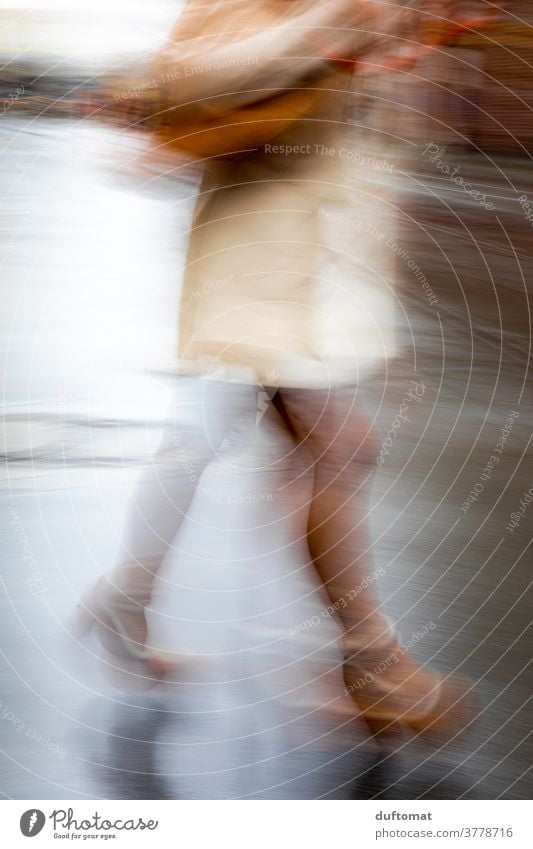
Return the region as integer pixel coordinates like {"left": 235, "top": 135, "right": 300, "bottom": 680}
{"left": 103, "top": 562, "right": 159, "bottom": 605}
{"left": 342, "top": 617, "right": 399, "bottom": 663}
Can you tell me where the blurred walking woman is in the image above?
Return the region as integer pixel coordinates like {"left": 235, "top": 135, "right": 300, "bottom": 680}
{"left": 80, "top": 0, "right": 479, "bottom": 742}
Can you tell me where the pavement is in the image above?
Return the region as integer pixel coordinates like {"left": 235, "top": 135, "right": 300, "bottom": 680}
{"left": 0, "top": 117, "right": 531, "bottom": 799}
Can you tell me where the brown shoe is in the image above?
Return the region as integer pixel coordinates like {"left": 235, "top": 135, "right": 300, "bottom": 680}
{"left": 342, "top": 623, "right": 481, "bottom": 745}
{"left": 355, "top": 672, "right": 481, "bottom": 746}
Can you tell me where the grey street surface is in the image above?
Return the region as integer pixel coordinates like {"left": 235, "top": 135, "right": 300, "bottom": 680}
{"left": 1, "top": 117, "right": 532, "bottom": 799}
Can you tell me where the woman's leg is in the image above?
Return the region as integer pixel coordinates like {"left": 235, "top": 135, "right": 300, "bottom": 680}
{"left": 275, "top": 385, "right": 447, "bottom": 723}
{"left": 83, "top": 376, "right": 254, "bottom": 664}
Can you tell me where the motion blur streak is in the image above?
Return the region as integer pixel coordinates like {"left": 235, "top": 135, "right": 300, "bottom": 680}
{"left": 0, "top": 0, "right": 531, "bottom": 800}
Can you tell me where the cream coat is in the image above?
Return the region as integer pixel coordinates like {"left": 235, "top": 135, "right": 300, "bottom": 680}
{"left": 158, "top": 0, "right": 399, "bottom": 388}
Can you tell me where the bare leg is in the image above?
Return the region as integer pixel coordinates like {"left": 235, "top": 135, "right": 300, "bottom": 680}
{"left": 79, "top": 376, "right": 256, "bottom": 669}
{"left": 276, "top": 385, "right": 391, "bottom": 627}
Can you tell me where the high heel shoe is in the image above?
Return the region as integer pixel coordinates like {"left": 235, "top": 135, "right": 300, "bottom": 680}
{"left": 355, "top": 671, "right": 481, "bottom": 744}
{"left": 342, "top": 624, "right": 481, "bottom": 744}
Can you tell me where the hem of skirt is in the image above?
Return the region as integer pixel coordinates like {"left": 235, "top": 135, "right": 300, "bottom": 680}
{"left": 172, "top": 353, "right": 392, "bottom": 389}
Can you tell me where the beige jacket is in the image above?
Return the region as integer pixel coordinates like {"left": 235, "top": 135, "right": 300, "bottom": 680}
{"left": 157, "top": 0, "right": 399, "bottom": 388}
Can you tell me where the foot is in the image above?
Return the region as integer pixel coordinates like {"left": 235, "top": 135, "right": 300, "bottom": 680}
{"left": 353, "top": 670, "right": 481, "bottom": 745}
{"left": 74, "top": 565, "right": 182, "bottom": 682}
{"left": 343, "top": 625, "right": 481, "bottom": 745}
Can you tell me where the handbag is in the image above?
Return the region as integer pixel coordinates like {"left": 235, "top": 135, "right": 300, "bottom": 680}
{"left": 146, "top": 0, "right": 330, "bottom": 160}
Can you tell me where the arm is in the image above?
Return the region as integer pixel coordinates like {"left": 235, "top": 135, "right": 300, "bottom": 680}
{"left": 154, "top": 0, "right": 378, "bottom": 118}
